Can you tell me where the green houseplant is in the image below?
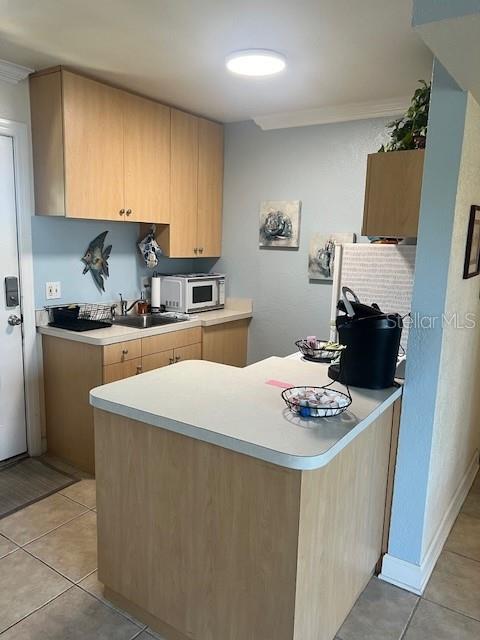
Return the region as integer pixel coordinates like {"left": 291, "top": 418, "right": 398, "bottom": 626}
{"left": 379, "top": 80, "right": 431, "bottom": 152}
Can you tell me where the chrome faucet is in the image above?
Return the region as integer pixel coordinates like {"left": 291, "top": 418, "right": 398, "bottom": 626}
{"left": 118, "top": 293, "right": 142, "bottom": 316}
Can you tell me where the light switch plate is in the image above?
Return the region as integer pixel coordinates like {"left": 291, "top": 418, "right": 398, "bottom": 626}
{"left": 46, "top": 281, "right": 61, "bottom": 300}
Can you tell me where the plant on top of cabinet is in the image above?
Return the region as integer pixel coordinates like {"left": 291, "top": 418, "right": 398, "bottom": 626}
{"left": 29, "top": 68, "right": 170, "bottom": 223}
{"left": 362, "top": 81, "right": 429, "bottom": 238}
{"left": 379, "top": 80, "right": 431, "bottom": 152}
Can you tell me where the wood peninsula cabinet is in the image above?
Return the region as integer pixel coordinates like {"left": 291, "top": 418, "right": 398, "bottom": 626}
{"left": 362, "top": 149, "right": 425, "bottom": 237}
{"left": 29, "top": 68, "right": 224, "bottom": 256}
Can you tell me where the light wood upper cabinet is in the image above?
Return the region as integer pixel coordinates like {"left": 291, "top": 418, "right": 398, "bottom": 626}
{"left": 62, "top": 72, "right": 125, "bottom": 220}
{"left": 197, "top": 117, "right": 224, "bottom": 257}
{"left": 30, "top": 68, "right": 224, "bottom": 256}
{"left": 169, "top": 109, "right": 199, "bottom": 256}
{"left": 362, "top": 149, "right": 425, "bottom": 238}
{"left": 30, "top": 68, "right": 171, "bottom": 222}
{"left": 156, "top": 110, "right": 224, "bottom": 258}
{"left": 123, "top": 93, "right": 170, "bottom": 223}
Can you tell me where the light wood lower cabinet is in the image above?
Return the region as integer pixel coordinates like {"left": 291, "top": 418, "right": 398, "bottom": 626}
{"left": 103, "top": 339, "right": 142, "bottom": 367}
{"left": 202, "top": 319, "right": 249, "bottom": 367}
{"left": 42, "top": 326, "right": 207, "bottom": 473}
{"left": 103, "top": 358, "right": 143, "bottom": 384}
{"left": 142, "top": 350, "right": 175, "bottom": 373}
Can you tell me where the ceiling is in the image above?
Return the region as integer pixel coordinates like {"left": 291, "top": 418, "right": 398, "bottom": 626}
{"left": 415, "top": 12, "right": 480, "bottom": 107}
{"left": 0, "top": 0, "right": 433, "bottom": 123}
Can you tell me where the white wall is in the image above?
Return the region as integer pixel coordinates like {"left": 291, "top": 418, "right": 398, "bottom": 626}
{"left": 423, "top": 93, "right": 480, "bottom": 552}
{"left": 216, "top": 118, "right": 388, "bottom": 363}
{"left": 0, "top": 78, "right": 30, "bottom": 123}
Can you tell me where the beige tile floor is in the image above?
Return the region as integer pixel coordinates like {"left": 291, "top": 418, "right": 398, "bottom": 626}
{"left": 0, "top": 460, "right": 478, "bottom": 639}
{"left": 337, "top": 472, "right": 480, "bottom": 640}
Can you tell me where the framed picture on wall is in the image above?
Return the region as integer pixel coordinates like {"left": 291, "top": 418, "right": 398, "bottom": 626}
{"left": 463, "top": 205, "right": 480, "bottom": 279}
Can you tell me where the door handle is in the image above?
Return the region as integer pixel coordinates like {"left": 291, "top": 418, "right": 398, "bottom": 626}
{"left": 8, "top": 314, "right": 22, "bottom": 326}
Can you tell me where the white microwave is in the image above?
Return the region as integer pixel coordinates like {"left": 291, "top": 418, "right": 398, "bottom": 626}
{"left": 161, "top": 273, "right": 226, "bottom": 313}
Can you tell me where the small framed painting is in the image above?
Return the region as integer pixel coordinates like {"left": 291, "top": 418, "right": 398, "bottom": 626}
{"left": 308, "top": 232, "right": 356, "bottom": 281}
{"left": 259, "top": 200, "right": 301, "bottom": 248}
{"left": 463, "top": 205, "right": 480, "bottom": 279}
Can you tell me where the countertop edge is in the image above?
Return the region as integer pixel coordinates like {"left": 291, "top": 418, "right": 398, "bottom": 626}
{"left": 89, "top": 385, "right": 402, "bottom": 471}
{"left": 37, "top": 309, "right": 252, "bottom": 345}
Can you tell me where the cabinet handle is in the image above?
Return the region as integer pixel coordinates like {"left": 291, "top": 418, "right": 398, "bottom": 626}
{"left": 126, "top": 209, "right": 132, "bottom": 217}
{"left": 169, "top": 357, "right": 174, "bottom": 365}
{"left": 194, "top": 247, "right": 198, "bottom": 254}
{"left": 122, "top": 348, "right": 129, "bottom": 355}
{"left": 136, "top": 365, "right": 142, "bottom": 375}
{"left": 119, "top": 209, "right": 125, "bottom": 216}
{"left": 175, "top": 355, "right": 181, "bottom": 363}
{"left": 199, "top": 247, "right": 204, "bottom": 254}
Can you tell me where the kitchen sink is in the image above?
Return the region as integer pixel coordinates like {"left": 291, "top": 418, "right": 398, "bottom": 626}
{"left": 113, "top": 314, "right": 189, "bottom": 329}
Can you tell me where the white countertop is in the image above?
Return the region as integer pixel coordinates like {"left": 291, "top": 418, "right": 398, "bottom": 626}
{"left": 37, "top": 299, "right": 252, "bottom": 346}
{"left": 90, "top": 355, "right": 402, "bottom": 470}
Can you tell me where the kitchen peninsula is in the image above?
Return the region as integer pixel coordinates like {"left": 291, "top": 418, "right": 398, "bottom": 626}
{"left": 38, "top": 299, "right": 252, "bottom": 474}
{"left": 90, "top": 355, "right": 402, "bottom": 640}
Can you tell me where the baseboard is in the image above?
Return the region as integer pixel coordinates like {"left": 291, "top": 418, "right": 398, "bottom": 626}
{"left": 380, "top": 449, "right": 479, "bottom": 594}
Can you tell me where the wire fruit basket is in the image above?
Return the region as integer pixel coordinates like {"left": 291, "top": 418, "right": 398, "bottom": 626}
{"left": 282, "top": 385, "right": 351, "bottom": 418}
{"left": 295, "top": 338, "right": 345, "bottom": 363}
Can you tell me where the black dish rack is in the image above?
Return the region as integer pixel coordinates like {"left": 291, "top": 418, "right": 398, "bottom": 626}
{"left": 46, "top": 303, "right": 114, "bottom": 332}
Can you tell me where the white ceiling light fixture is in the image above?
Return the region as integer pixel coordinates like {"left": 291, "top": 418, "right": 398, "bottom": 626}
{"left": 225, "top": 49, "right": 286, "bottom": 77}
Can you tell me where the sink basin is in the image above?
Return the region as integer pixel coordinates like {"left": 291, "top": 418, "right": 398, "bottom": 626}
{"left": 113, "top": 314, "right": 188, "bottom": 329}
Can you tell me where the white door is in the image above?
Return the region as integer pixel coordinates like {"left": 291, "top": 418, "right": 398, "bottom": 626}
{"left": 0, "top": 134, "right": 27, "bottom": 461}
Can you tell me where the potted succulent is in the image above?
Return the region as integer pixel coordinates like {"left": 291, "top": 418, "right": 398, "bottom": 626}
{"left": 379, "top": 80, "right": 431, "bottom": 152}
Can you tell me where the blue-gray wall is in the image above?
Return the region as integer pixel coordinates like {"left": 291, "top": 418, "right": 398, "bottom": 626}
{"left": 31, "top": 217, "right": 213, "bottom": 307}
{"left": 413, "top": 0, "right": 480, "bottom": 25}
{"left": 216, "top": 117, "right": 389, "bottom": 362}
{"left": 388, "top": 62, "right": 468, "bottom": 565}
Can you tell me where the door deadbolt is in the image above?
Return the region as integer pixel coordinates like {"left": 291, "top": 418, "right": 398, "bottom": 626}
{"left": 5, "top": 276, "right": 19, "bottom": 307}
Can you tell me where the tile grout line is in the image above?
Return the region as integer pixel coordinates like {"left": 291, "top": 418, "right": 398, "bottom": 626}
{"left": 74, "top": 578, "right": 149, "bottom": 633}
{"left": 399, "top": 598, "right": 421, "bottom": 639}
{"left": 0, "top": 507, "right": 91, "bottom": 549}
{"left": 20, "top": 541, "right": 96, "bottom": 585}
{"left": 420, "top": 595, "right": 480, "bottom": 624}
{"left": 444, "top": 548, "right": 480, "bottom": 565}
{"left": 0, "top": 582, "right": 75, "bottom": 636}
{"left": 58, "top": 490, "right": 97, "bottom": 511}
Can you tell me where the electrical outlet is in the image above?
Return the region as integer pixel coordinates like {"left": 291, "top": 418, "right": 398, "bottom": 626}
{"left": 46, "top": 281, "right": 61, "bottom": 300}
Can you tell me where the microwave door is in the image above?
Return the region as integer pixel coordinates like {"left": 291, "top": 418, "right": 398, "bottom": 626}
{"left": 188, "top": 280, "right": 217, "bottom": 310}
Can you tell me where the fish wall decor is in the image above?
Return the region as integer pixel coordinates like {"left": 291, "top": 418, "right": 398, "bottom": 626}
{"left": 81, "top": 231, "right": 112, "bottom": 292}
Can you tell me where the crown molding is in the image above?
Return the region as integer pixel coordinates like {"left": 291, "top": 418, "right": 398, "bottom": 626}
{"left": 253, "top": 96, "right": 410, "bottom": 130}
{"left": 0, "top": 58, "right": 34, "bottom": 84}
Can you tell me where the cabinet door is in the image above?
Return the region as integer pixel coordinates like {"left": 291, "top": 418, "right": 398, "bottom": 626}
{"left": 197, "top": 118, "right": 224, "bottom": 257}
{"left": 142, "top": 349, "right": 174, "bottom": 373}
{"left": 62, "top": 71, "right": 125, "bottom": 220}
{"left": 362, "top": 150, "right": 424, "bottom": 237}
{"left": 103, "top": 339, "right": 142, "bottom": 366}
{"left": 202, "top": 320, "right": 249, "bottom": 367}
{"left": 173, "top": 342, "right": 202, "bottom": 364}
{"left": 124, "top": 94, "right": 170, "bottom": 224}
{"left": 169, "top": 109, "right": 198, "bottom": 257}
{"left": 103, "top": 358, "right": 142, "bottom": 384}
